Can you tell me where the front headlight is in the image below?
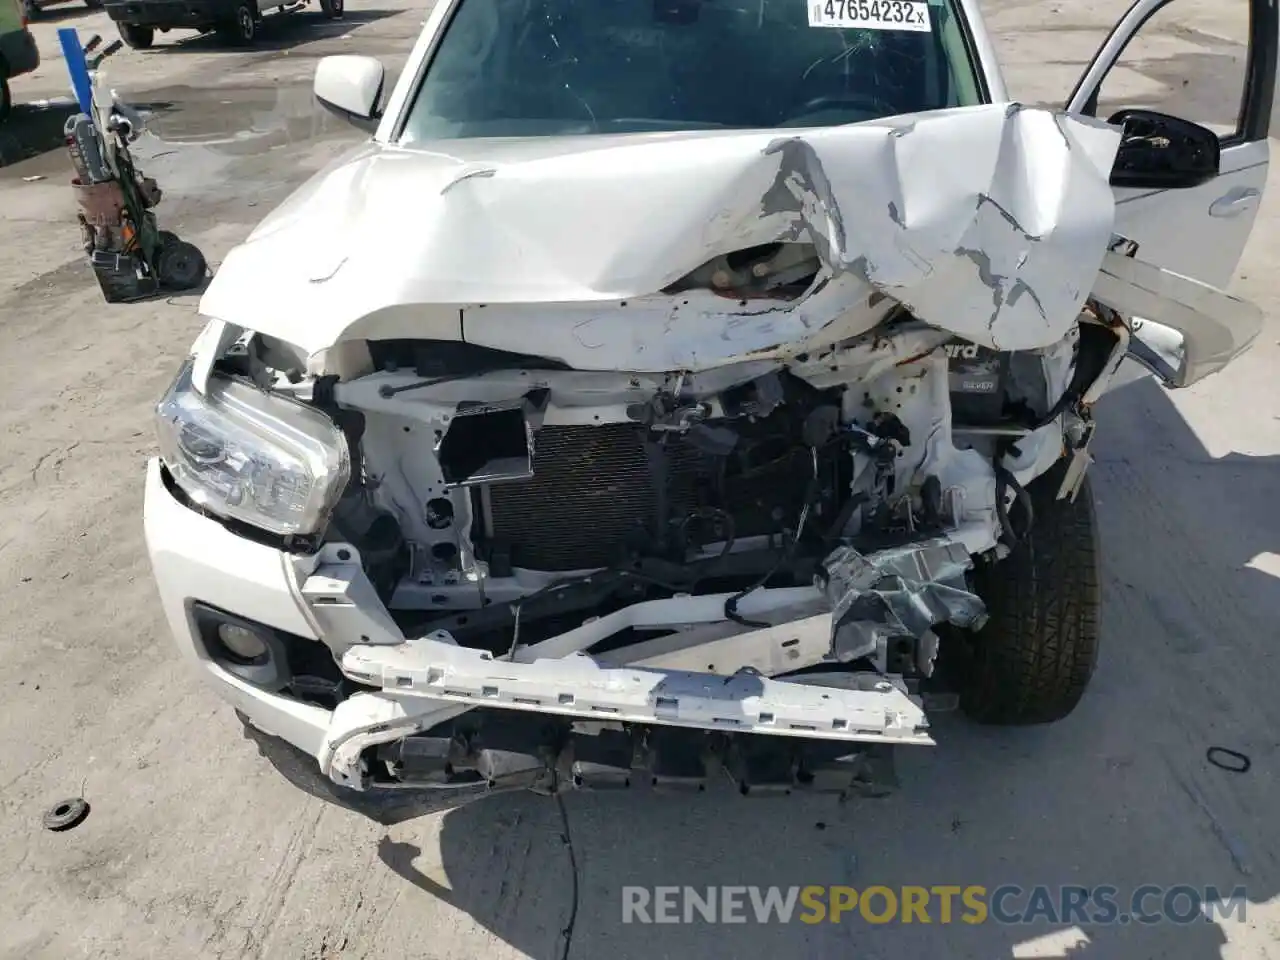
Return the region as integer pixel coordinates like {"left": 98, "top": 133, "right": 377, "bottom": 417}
{"left": 155, "top": 357, "right": 350, "bottom": 537}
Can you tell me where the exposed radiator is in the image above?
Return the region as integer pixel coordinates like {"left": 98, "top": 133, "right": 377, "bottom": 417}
{"left": 483, "top": 424, "right": 705, "bottom": 572}
{"left": 478, "top": 416, "right": 842, "bottom": 573}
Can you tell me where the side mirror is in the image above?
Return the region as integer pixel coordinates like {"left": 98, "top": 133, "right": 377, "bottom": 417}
{"left": 314, "top": 55, "right": 386, "bottom": 132}
{"left": 1107, "top": 109, "right": 1220, "bottom": 190}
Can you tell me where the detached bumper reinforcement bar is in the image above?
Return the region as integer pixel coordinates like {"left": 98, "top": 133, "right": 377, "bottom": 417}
{"left": 341, "top": 633, "right": 933, "bottom": 746}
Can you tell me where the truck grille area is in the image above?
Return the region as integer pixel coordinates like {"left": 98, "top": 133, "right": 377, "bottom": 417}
{"left": 483, "top": 423, "right": 704, "bottom": 571}
{"left": 479, "top": 416, "right": 844, "bottom": 572}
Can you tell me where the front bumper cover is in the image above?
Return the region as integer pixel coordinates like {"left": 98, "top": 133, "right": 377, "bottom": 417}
{"left": 311, "top": 529, "right": 988, "bottom": 791}
{"left": 105, "top": 0, "right": 235, "bottom": 26}
{"left": 146, "top": 457, "right": 988, "bottom": 796}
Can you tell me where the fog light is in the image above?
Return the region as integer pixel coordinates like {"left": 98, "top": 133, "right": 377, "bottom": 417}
{"left": 190, "top": 603, "right": 293, "bottom": 693}
{"left": 217, "top": 623, "right": 269, "bottom": 663}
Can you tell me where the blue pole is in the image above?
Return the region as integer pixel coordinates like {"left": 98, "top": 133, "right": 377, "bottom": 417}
{"left": 58, "top": 27, "right": 94, "bottom": 116}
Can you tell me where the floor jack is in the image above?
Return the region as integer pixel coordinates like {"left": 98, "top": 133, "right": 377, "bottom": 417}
{"left": 58, "top": 28, "right": 208, "bottom": 303}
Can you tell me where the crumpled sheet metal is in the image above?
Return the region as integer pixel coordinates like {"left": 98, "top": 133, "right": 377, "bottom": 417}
{"left": 1091, "top": 250, "right": 1265, "bottom": 388}
{"left": 201, "top": 103, "right": 1122, "bottom": 358}
{"left": 762, "top": 104, "right": 1122, "bottom": 352}
{"left": 822, "top": 538, "right": 987, "bottom": 662}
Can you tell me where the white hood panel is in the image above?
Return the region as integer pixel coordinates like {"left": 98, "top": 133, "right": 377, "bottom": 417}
{"left": 200, "top": 102, "right": 1124, "bottom": 368}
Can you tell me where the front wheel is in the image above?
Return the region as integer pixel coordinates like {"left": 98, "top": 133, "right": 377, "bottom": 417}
{"left": 319, "top": 0, "right": 343, "bottom": 17}
{"left": 118, "top": 23, "right": 155, "bottom": 48}
{"left": 215, "top": 3, "right": 257, "bottom": 44}
{"left": 957, "top": 465, "right": 1101, "bottom": 725}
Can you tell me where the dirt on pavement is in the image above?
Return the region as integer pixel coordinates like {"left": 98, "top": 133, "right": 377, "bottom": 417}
{"left": 0, "top": 2, "right": 1277, "bottom": 958}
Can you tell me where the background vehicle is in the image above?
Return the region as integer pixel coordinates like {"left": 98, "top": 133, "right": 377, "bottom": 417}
{"left": 21, "top": 0, "right": 102, "bottom": 20}
{"left": 105, "top": 0, "right": 343, "bottom": 49}
{"left": 0, "top": 0, "right": 38, "bottom": 122}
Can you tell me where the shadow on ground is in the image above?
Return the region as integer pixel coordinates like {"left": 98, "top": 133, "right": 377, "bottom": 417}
{"left": 142, "top": 7, "right": 399, "bottom": 54}
{"left": 0, "top": 102, "right": 79, "bottom": 168}
{"left": 248, "top": 368, "right": 1280, "bottom": 959}
{"left": 0, "top": 96, "right": 181, "bottom": 172}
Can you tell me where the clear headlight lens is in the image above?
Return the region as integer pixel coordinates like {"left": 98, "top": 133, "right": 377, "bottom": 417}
{"left": 155, "top": 358, "right": 350, "bottom": 537}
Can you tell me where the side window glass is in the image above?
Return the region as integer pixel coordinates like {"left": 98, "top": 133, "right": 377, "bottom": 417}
{"left": 1092, "top": 1, "right": 1249, "bottom": 141}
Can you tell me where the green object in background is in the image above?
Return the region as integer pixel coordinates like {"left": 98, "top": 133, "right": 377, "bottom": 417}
{"left": 0, "top": 0, "right": 40, "bottom": 122}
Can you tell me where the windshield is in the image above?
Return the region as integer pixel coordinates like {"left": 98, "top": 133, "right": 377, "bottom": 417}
{"left": 400, "top": 0, "right": 985, "bottom": 141}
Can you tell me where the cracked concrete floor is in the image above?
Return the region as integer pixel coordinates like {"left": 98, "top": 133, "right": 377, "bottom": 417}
{"left": 1, "top": 0, "right": 1278, "bottom": 958}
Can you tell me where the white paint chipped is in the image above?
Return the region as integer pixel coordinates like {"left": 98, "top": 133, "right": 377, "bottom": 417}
{"left": 199, "top": 102, "right": 1125, "bottom": 367}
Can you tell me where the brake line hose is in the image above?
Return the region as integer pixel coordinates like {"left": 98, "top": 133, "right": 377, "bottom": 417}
{"left": 993, "top": 458, "right": 1034, "bottom": 550}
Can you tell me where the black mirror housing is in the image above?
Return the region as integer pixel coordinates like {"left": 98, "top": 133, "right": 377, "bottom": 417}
{"left": 1107, "top": 109, "right": 1221, "bottom": 190}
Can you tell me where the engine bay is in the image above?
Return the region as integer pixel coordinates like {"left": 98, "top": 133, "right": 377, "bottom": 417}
{"left": 172, "top": 283, "right": 1141, "bottom": 793}
{"left": 228, "top": 309, "right": 1114, "bottom": 678}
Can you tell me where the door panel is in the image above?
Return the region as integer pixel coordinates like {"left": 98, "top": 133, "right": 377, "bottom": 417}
{"left": 1110, "top": 140, "right": 1267, "bottom": 289}
{"left": 1067, "top": 0, "right": 1277, "bottom": 289}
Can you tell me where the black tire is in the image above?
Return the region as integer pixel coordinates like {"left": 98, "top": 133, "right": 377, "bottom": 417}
{"left": 319, "top": 0, "right": 343, "bottom": 18}
{"left": 43, "top": 797, "right": 91, "bottom": 832}
{"left": 83, "top": 0, "right": 103, "bottom": 8}
{"left": 958, "top": 465, "right": 1101, "bottom": 725}
{"left": 118, "top": 23, "right": 155, "bottom": 49}
{"left": 0, "top": 78, "right": 10, "bottom": 124}
{"left": 216, "top": 3, "right": 257, "bottom": 44}
{"left": 156, "top": 239, "right": 207, "bottom": 290}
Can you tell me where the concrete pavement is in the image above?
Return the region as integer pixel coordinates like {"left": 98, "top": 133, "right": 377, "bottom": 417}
{"left": 1, "top": 2, "right": 1278, "bottom": 958}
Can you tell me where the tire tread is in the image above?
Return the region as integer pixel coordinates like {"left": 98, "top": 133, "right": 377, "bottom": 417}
{"left": 960, "top": 468, "right": 1101, "bottom": 725}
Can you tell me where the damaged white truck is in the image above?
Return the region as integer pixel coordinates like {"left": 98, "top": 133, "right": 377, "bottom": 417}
{"left": 145, "top": 0, "right": 1276, "bottom": 798}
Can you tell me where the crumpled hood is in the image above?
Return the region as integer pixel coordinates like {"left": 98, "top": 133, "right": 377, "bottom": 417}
{"left": 200, "top": 102, "right": 1124, "bottom": 363}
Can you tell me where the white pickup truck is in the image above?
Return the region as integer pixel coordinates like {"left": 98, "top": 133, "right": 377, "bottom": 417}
{"left": 146, "top": 0, "right": 1275, "bottom": 802}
